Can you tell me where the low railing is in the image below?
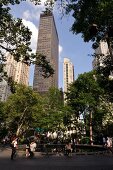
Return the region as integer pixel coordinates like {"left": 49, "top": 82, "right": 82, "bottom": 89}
{"left": 1, "top": 143, "right": 112, "bottom": 155}
{"left": 18, "top": 143, "right": 109, "bottom": 153}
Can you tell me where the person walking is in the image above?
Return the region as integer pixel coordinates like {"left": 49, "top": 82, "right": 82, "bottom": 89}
{"left": 10, "top": 137, "right": 18, "bottom": 160}
{"left": 25, "top": 139, "right": 31, "bottom": 158}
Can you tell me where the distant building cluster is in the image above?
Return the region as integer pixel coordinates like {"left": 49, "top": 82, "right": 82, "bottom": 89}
{"left": 0, "top": 12, "right": 75, "bottom": 102}
{"left": 1, "top": 11, "right": 112, "bottom": 107}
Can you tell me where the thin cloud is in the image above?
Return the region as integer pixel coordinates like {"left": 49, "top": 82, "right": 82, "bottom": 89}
{"left": 22, "top": 0, "right": 46, "bottom": 21}
{"left": 22, "top": 9, "right": 41, "bottom": 21}
{"left": 24, "top": 0, "right": 59, "bottom": 21}
{"left": 23, "top": 10, "right": 31, "bottom": 20}
{"left": 59, "top": 45, "right": 63, "bottom": 62}
{"left": 22, "top": 19, "right": 38, "bottom": 52}
{"left": 59, "top": 45, "right": 63, "bottom": 54}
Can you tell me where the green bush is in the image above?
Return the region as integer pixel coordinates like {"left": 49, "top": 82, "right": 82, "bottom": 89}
{"left": 80, "top": 137, "right": 90, "bottom": 144}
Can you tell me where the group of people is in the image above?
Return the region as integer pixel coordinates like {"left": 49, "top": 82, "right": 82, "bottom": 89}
{"left": 10, "top": 136, "right": 37, "bottom": 160}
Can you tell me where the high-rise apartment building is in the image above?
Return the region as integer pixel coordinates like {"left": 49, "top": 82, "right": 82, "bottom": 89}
{"left": 92, "top": 41, "right": 109, "bottom": 69}
{"left": 0, "top": 53, "right": 29, "bottom": 101}
{"left": 5, "top": 53, "right": 29, "bottom": 86}
{"left": 92, "top": 40, "right": 113, "bottom": 79}
{"left": 33, "top": 12, "right": 59, "bottom": 94}
{"left": 63, "top": 58, "right": 74, "bottom": 93}
{"left": 0, "top": 79, "right": 11, "bottom": 101}
{"left": 92, "top": 41, "right": 113, "bottom": 80}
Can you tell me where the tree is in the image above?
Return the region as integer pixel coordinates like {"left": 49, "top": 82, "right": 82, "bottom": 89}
{"left": 0, "top": 0, "right": 54, "bottom": 80}
{"left": 66, "top": 71, "right": 107, "bottom": 144}
{"left": 4, "top": 84, "right": 42, "bottom": 136}
{"left": 96, "top": 73, "right": 113, "bottom": 103}
{"left": 0, "top": 101, "right": 5, "bottom": 122}
{"left": 0, "top": 101, "right": 8, "bottom": 138}
{"left": 34, "top": 87, "right": 65, "bottom": 131}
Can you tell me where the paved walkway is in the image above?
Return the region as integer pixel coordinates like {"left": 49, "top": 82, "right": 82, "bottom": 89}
{"left": 0, "top": 148, "right": 113, "bottom": 170}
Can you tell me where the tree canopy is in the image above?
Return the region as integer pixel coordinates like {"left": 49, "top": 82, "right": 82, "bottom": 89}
{"left": 0, "top": 0, "right": 54, "bottom": 80}
{"left": 64, "top": 0, "right": 113, "bottom": 77}
{"left": 66, "top": 71, "right": 112, "bottom": 137}
{"left": 3, "top": 86, "right": 68, "bottom": 135}
{"left": 33, "top": 87, "right": 66, "bottom": 131}
{"left": 4, "top": 84, "right": 42, "bottom": 135}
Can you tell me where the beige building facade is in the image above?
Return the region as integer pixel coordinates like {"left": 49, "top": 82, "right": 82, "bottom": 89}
{"left": 5, "top": 53, "right": 29, "bottom": 86}
{"left": 33, "top": 12, "right": 59, "bottom": 94}
{"left": 92, "top": 41, "right": 113, "bottom": 79}
{"left": 92, "top": 41, "right": 109, "bottom": 69}
{"left": 63, "top": 58, "right": 74, "bottom": 93}
{"left": 0, "top": 53, "right": 29, "bottom": 101}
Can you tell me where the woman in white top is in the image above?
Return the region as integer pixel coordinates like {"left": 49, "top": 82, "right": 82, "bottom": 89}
{"left": 10, "top": 137, "right": 18, "bottom": 160}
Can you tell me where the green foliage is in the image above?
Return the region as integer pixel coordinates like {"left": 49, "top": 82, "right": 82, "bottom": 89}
{"left": 81, "top": 137, "right": 90, "bottom": 144}
{"left": 34, "top": 87, "right": 65, "bottom": 130}
{"left": 0, "top": 101, "right": 7, "bottom": 139}
{"left": 97, "top": 74, "right": 113, "bottom": 103}
{"left": 3, "top": 86, "right": 68, "bottom": 134}
{"left": 66, "top": 71, "right": 110, "bottom": 136}
{"left": 0, "top": 102, "right": 5, "bottom": 122}
{"left": 0, "top": 0, "right": 54, "bottom": 81}
{"left": 104, "top": 122, "right": 113, "bottom": 136}
{"left": 67, "top": 71, "right": 104, "bottom": 113}
{"left": 65, "top": 0, "right": 113, "bottom": 76}
{"left": 65, "top": 0, "right": 113, "bottom": 43}
{"left": 4, "top": 84, "right": 42, "bottom": 134}
{"left": 44, "top": 0, "right": 113, "bottom": 77}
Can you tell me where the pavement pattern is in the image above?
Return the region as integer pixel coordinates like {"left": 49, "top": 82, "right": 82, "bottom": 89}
{"left": 0, "top": 148, "right": 113, "bottom": 170}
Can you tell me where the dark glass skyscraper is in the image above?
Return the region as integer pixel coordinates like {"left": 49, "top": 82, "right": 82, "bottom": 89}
{"left": 33, "top": 12, "right": 59, "bottom": 94}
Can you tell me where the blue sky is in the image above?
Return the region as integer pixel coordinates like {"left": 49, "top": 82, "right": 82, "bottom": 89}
{"left": 10, "top": 0, "right": 94, "bottom": 89}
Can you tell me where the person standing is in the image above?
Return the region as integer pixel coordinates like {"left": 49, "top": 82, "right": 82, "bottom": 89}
{"left": 10, "top": 137, "right": 18, "bottom": 160}
{"left": 29, "top": 140, "right": 37, "bottom": 158}
{"left": 65, "top": 141, "right": 72, "bottom": 156}
{"left": 25, "top": 139, "right": 30, "bottom": 158}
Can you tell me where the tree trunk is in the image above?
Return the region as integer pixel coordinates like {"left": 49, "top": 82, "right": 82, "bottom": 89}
{"left": 89, "top": 110, "right": 93, "bottom": 145}
{"left": 107, "top": 37, "right": 113, "bottom": 76}
{"left": 16, "top": 107, "right": 28, "bottom": 136}
{"left": 16, "top": 122, "right": 23, "bottom": 136}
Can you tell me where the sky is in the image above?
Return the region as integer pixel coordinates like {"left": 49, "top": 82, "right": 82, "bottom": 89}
{"left": 10, "top": 0, "right": 94, "bottom": 89}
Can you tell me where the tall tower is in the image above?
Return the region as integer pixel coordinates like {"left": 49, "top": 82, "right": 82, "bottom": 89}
{"left": 33, "top": 12, "right": 59, "bottom": 94}
{"left": 63, "top": 58, "right": 74, "bottom": 93}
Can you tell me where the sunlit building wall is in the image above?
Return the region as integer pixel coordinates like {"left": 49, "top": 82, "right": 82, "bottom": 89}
{"left": 0, "top": 53, "right": 29, "bottom": 101}
{"left": 63, "top": 58, "right": 74, "bottom": 94}
{"left": 92, "top": 41, "right": 109, "bottom": 69}
{"left": 5, "top": 53, "right": 29, "bottom": 86}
